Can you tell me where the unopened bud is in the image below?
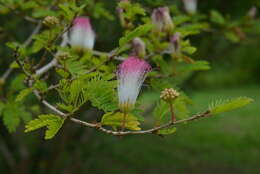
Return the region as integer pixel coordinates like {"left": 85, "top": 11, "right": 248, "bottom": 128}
{"left": 151, "top": 7, "right": 174, "bottom": 33}
{"left": 56, "top": 52, "right": 70, "bottom": 60}
{"left": 131, "top": 37, "right": 146, "bottom": 58}
{"left": 43, "top": 16, "right": 59, "bottom": 27}
{"left": 169, "top": 32, "right": 181, "bottom": 56}
{"left": 183, "top": 0, "right": 197, "bottom": 15}
{"left": 160, "top": 88, "right": 180, "bottom": 102}
{"left": 248, "top": 6, "right": 257, "bottom": 19}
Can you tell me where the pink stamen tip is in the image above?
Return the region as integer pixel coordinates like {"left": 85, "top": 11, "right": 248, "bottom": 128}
{"left": 118, "top": 57, "right": 151, "bottom": 74}
{"left": 73, "top": 17, "right": 91, "bottom": 29}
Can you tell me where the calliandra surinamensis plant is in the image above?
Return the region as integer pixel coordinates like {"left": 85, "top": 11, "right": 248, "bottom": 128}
{"left": 0, "top": 0, "right": 254, "bottom": 141}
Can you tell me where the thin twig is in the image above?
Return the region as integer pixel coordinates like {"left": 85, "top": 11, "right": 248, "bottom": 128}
{"left": 0, "top": 21, "right": 42, "bottom": 82}
{"left": 32, "top": 87, "right": 211, "bottom": 136}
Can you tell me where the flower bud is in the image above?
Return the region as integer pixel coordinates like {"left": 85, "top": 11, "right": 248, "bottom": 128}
{"left": 151, "top": 7, "right": 174, "bottom": 33}
{"left": 43, "top": 16, "right": 59, "bottom": 27}
{"left": 169, "top": 32, "right": 181, "bottom": 56}
{"left": 65, "top": 16, "right": 95, "bottom": 50}
{"left": 247, "top": 6, "right": 257, "bottom": 19}
{"left": 131, "top": 37, "right": 146, "bottom": 58}
{"left": 183, "top": 0, "right": 197, "bottom": 15}
{"left": 56, "top": 52, "right": 70, "bottom": 60}
{"left": 160, "top": 88, "right": 179, "bottom": 103}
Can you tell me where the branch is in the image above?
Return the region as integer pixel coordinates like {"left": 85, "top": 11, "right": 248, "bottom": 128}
{"left": 31, "top": 87, "right": 211, "bottom": 136}
{"left": 0, "top": 21, "right": 42, "bottom": 82}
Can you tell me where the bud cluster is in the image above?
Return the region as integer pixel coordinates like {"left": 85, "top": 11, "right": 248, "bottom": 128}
{"left": 43, "top": 16, "right": 59, "bottom": 27}
{"left": 56, "top": 52, "right": 70, "bottom": 60}
{"left": 160, "top": 88, "right": 180, "bottom": 102}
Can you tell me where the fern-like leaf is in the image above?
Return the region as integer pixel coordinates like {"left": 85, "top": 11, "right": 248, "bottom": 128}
{"left": 86, "top": 75, "right": 118, "bottom": 112}
{"left": 15, "top": 88, "right": 33, "bottom": 102}
{"left": 101, "top": 112, "right": 141, "bottom": 131}
{"left": 25, "top": 114, "right": 65, "bottom": 139}
{"left": 209, "top": 97, "right": 253, "bottom": 115}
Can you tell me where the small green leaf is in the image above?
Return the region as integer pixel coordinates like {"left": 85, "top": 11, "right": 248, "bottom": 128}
{"left": 15, "top": 88, "right": 33, "bottom": 102}
{"left": 25, "top": 114, "right": 65, "bottom": 139}
{"left": 224, "top": 31, "right": 240, "bottom": 43}
{"left": 209, "top": 97, "right": 253, "bottom": 115}
{"left": 9, "top": 61, "right": 19, "bottom": 68}
{"left": 2, "top": 104, "right": 20, "bottom": 132}
{"left": 101, "top": 112, "right": 141, "bottom": 131}
{"left": 182, "top": 46, "right": 197, "bottom": 55}
{"left": 34, "top": 80, "right": 48, "bottom": 92}
{"left": 85, "top": 75, "right": 118, "bottom": 112}
{"left": 210, "top": 10, "right": 225, "bottom": 25}
{"left": 119, "top": 24, "right": 153, "bottom": 47}
{"left": 153, "top": 101, "right": 169, "bottom": 122}
{"left": 158, "top": 127, "right": 177, "bottom": 135}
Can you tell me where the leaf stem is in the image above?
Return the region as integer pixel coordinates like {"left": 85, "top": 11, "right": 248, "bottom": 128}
{"left": 121, "top": 112, "right": 127, "bottom": 131}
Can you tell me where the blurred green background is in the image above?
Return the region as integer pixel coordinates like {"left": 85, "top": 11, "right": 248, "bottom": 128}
{"left": 1, "top": 0, "right": 260, "bottom": 173}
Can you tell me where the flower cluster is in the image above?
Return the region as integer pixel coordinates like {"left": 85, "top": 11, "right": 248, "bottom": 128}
{"left": 117, "top": 57, "right": 151, "bottom": 112}
{"left": 160, "top": 88, "right": 180, "bottom": 102}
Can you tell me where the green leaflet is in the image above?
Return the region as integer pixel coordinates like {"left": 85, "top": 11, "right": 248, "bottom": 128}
{"left": 158, "top": 127, "right": 177, "bottom": 135}
{"left": 101, "top": 112, "right": 141, "bottom": 131}
{"left": 119, "top": 24, "right": 153, "bottom": 47}
{"left": 2, "top": 102, "right": 32, "bottom": 133}
{"left": 58, "top": 79, "right": 88, "bottom": 111}
{"left": 173, "top": 95, "right": 191, "bottom": 120}
{"left": 153, "top": 100, "right": 169, "bottom": 122}
{"left": 58, "top": 74, "right": 118, "bottom": 113}
{"left": 85, "top": 75, "right": 118, "bottom": 112}
{"left": 209, "top": 97, "right": 253, "bottom": 115}
{"left": 176, "top": 61, "right": 210, "bottom": 73}
{"left": 15, "top": 88, "right": 33, "bottom": 102}
{"left": 25, "top": 114, "right": 65, "bottom": 140}
{"left": 210, "top": 10, "right": 226, "bottom": 25}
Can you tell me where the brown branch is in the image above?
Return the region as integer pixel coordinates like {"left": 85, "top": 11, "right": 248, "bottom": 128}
{"left": 0, "top": 21, "right": 42, "bottom": 82}
{"left": 31, "top": 87, "right": 211, "bottom": 136}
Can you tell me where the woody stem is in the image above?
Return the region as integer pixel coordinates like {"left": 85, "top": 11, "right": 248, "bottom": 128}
{"left": 169, "top": 102, "right": 176, "bottom": 122}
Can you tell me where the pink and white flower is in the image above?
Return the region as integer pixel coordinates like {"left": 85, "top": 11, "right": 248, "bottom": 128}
{"left": 183, "top": 0, "right": 197, "bottom": 14}
{"left": 64, "top": 16, "right": 95, "bottom": 50}
{"left": 117, "top": 57, "right": 151, "bottom": 112}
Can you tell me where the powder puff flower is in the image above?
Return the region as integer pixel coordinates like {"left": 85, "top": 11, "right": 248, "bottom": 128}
{"left": 117, "top": 57, "right": 151, "bottom": 112}
{"left": 151, "top": 7, "right": 174, "bottom": 33}
{"left": 63, "top": 16, "right": 95, "bottom": 50}
{"left": 183, "top": 0, "right": 197, "bottom": 14}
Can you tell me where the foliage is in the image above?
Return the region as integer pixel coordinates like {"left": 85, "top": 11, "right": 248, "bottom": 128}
{"left": 101, "top": 112, "right": 141, "bottom": 131}
{"left": 0, "top": 0, "right": 255, "bottom": 141}
{"left": 25, "top": 114, "right": 65, "bottom": 139}
{"left": 209, "top": 97, "right": 254, "bottom": 115}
